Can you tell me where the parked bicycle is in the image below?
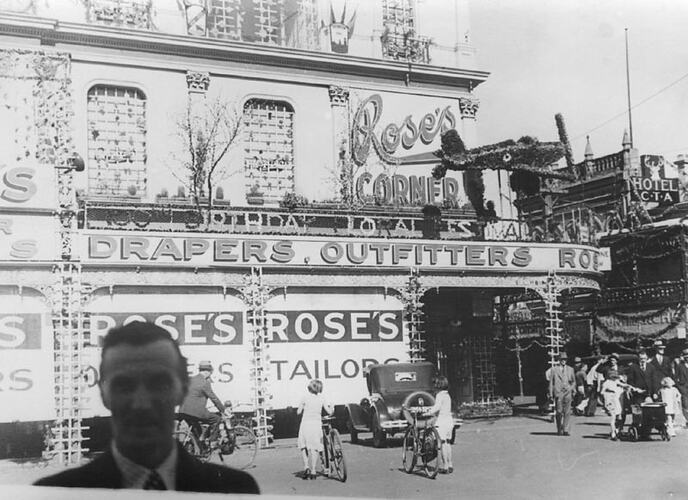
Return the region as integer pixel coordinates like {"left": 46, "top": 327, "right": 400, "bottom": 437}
{"left": 319, "top": 416, "right": 347, "bottom": 482}
{"left": 401, "top": 405, "right": 441, "bottom": 479}
{"left": 174, "top": 402, "right": 258, "bottom": 470}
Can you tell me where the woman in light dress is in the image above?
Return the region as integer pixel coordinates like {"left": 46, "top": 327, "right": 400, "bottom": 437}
{"left": 424, "top": 376, "right": 454, "bottom": 474}
{"left": 297, "top": 379, "right": 333, "bottom": 479}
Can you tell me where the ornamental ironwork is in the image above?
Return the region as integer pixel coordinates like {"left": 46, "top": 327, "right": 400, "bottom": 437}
{"left": 86, "top": 0, "right": 153, "bottom": 30}
{"left": 597, "top": 281, "right": 685, "bottom": 310}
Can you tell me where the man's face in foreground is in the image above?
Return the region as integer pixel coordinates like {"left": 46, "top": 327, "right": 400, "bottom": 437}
{"left": 99, "top": 340, "right": 187, "bottom": 464}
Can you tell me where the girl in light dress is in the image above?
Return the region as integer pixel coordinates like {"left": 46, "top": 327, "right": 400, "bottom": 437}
{"left": 601, "top": 370, "right": 641, "bottom": 440}
{"left": 424, "top": 376, "right": 454, "bottom": 474}
{"left": 659, "top": 377, "right": 682, "bottom": 437}
{"left": 297, "top": 379, "right": 333, "bottom": 479}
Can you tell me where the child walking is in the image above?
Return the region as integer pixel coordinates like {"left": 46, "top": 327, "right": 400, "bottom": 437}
{"left": 659, "top": 377, "right": 681, "bottom": 437}
{"left": 297, "top": 379, "right": 333, "bottom": 479}
{"left": 424, "top": 376, "right": 454, "bottom": 474}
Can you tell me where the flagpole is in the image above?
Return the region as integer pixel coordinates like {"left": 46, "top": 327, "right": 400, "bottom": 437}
{"left": 625, "top": 28, "right": 634, "bottom": 147}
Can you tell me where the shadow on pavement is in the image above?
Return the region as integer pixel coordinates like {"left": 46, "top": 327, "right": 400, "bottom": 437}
{"left": 529, "top": 431, "right": 560, "bottom": 436}
{"left": 582, "top": 434, "right": 612, "bottom": 440}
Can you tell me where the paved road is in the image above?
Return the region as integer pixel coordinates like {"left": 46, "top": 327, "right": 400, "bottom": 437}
{"left": 2, "top": 414, "right": 687, "bottom": 499}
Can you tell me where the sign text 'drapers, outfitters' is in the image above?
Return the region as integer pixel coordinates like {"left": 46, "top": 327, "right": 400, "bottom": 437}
{"left": 85, "top": 234, "right": 606, "bottom": 272}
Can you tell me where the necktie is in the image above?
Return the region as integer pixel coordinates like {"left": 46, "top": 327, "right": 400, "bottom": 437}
{"left": 143, "top": 470, "right": 167, "bottom": 490}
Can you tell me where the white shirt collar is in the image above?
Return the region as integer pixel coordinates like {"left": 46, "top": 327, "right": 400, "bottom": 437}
{"left": 111, "top": 441, "right": 177, "bottom": 490}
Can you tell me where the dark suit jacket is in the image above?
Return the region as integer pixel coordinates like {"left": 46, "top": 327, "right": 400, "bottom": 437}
{"left": 180, "top": 373, "right": 225, "bottom": 419}
{"left": 675, "top": 361, "right": 688, "bottom": 394}
{"left": 650, "top": 354, "right": 674, "bottom": 379}
{"left": 626, "top": 362, "right": 659, "bottom": 396}
{"left": 33, "top": 443, "right": 260, "bottom": 494}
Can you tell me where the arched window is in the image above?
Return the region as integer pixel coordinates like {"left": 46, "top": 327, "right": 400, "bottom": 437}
{"left": 242, "top": 98, "right": 295, "bottom": 203}
{"left": 87, "top": 85, "right": 147, "bottom": 198}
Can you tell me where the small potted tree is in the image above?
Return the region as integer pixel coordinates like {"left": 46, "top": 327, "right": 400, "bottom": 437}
{"left": 246, "top": 183, "right": 264, "bottom": 205}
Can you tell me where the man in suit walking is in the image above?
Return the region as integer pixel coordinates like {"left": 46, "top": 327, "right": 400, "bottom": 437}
{"left": 626, "top": 350, "right": 659, "bottom": 403}
{"left": 549, "top": 352, "right": 576, "bottom": 436}
{"left": 650, "top": 340, "right": 674, "bottom": 380}
{"left": 674, "top": 348, "right": 688, "bottom": 427}
{"left": 34, "top": 321, "right": 259, "bottom": 493}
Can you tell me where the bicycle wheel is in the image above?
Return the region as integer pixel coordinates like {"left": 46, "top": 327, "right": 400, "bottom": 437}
{"left": 421, "top": 427, "right": 441, "bottom": 479}
{"left": 329, "top": 429, "right": 347, "bottom": 482}
{"left": 174, "top": 427, "right": 202, "bottom": 458}
{"left": 222, "top": 425, "right": 258, "bottom": 470}
{"left": 402, "top": 427, "right": 417, "bottom": 474}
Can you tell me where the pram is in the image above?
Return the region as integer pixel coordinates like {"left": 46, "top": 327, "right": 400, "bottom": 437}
{"left": 627, "top": 402, "right": 670, "bottom": 441}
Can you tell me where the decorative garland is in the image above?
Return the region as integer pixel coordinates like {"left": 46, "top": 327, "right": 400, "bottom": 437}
{"left": 432, "top": 134, "right": 568, "bottom": 180}
{"left": 607, "top": 304, "right": 677, "bottom": 322}
{"left": 593, "top": 310, "right": 684, "bottom": 342}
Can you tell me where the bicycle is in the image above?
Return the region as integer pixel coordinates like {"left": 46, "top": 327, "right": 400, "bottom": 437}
{"left": 174, "top": 405, "right": 258, "bottom": 470}
{"left": 401, "top": 405, "right": 441, "bottom": 479}
{"left": 319, "top": 415, "right": 347, "bottom": 482}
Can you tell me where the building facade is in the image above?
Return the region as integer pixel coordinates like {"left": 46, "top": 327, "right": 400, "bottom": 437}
{"left": 0, "top": 0, "right": 605, "bottom": 461}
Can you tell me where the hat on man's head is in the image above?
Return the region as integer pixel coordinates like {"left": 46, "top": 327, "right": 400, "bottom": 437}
{"left": 573, "top": 356, "right": 582, "bottom": 363}
{"left": 653, "top": 340, "right": 665, "bottom": 348}
{"left": 198, "top": 360, "right": 213, "bottom": 372}
{"left": 558, "top": 352, "right": 568, "bottom": 360}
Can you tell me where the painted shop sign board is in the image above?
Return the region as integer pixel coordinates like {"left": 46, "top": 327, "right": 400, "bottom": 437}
{"left": 81, "top": 231, "right": 609, "bottom": 273}
{"left": 349, "top": 91, "right": 466, "bottom": 209}
{"left": 0, "top": 303, "right": 55, "bottom": 423}
{"left": 0, "top": 214, "right": 58, "bottom": 260}
{"left": 78, "top": 292, "right": 407, "bottom": 416}
{"left": 84, "top": 203, "right": 480, "bottom": 240}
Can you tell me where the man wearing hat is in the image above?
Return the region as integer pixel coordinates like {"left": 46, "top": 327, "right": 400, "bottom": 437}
{"left": 549, "top": 352, "right": 576, "bottom": 436}
{"left": 626, "top": 350, "right": 659, "bottom": 404}
{"left": 179, "top": 360, "right": 227, "bottom": 445}
{"left": 650, "top": 340, "right": 674, "bottom": 379}
{"left": 674, "top": 348, "right": 688, "bottom": 426}
{"left": 572, "top": 357, "right": 588, "bottom": 416}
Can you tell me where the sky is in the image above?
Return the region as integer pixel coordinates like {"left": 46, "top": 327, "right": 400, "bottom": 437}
{"left": 469, "top": 0, "right": 688, "bottom": 164}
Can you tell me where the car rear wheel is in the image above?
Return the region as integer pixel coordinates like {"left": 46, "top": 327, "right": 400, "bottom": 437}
{"left": 347, "top": 418, "right": 359, "bottom": 445}
{"left": 372, "top": 416, "right": 387, "bottom": 448}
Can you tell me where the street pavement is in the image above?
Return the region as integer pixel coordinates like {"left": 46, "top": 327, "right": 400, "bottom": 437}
{"left": 1, "top": 413, "right": 687, "bottom": 499}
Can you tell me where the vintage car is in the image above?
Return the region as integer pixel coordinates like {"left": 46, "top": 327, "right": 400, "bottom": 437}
{"left": 346, "top": 362, "right": 458, "bottom": 448}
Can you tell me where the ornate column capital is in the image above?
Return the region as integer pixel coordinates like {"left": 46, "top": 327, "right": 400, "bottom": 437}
{"left": 186, "top": 71, "right": 210, "bottom": 94}
{"left": 458, "top": 97, "right": 480, "bottom": 119}
{"left": 328, "top": 85, "right": 350, "bottom": 107}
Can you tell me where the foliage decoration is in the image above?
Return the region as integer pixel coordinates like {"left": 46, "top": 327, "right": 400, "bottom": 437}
{"left": 279, "top": 191, "right": 309, "bottom": 210}
{"left": 433, "top": 133, "right": 570, "bottom": 180}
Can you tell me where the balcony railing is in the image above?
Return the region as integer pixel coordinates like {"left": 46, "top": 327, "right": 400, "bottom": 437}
{"left": 596, "top": 281, "right": 685, "bottom": 310}
{"left": 380, "top": 31, "right": 431, "bottom": 64}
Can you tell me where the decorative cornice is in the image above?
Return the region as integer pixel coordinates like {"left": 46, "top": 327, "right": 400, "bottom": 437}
{"left": 458, "top": 97, "right": 480, "bottom": 119}
{"left": 186, "top": 70, "right": 210, "bottom": 93}
{"left": 328, "top": 85, "right": 350, "bottom": 106}
{"left": 0, "top": 13, "right": 490, "bottom": 90}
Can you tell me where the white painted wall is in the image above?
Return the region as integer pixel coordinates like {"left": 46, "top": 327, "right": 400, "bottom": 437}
{"left": 12, "top": 0, "right": 475, "bottom": 70}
